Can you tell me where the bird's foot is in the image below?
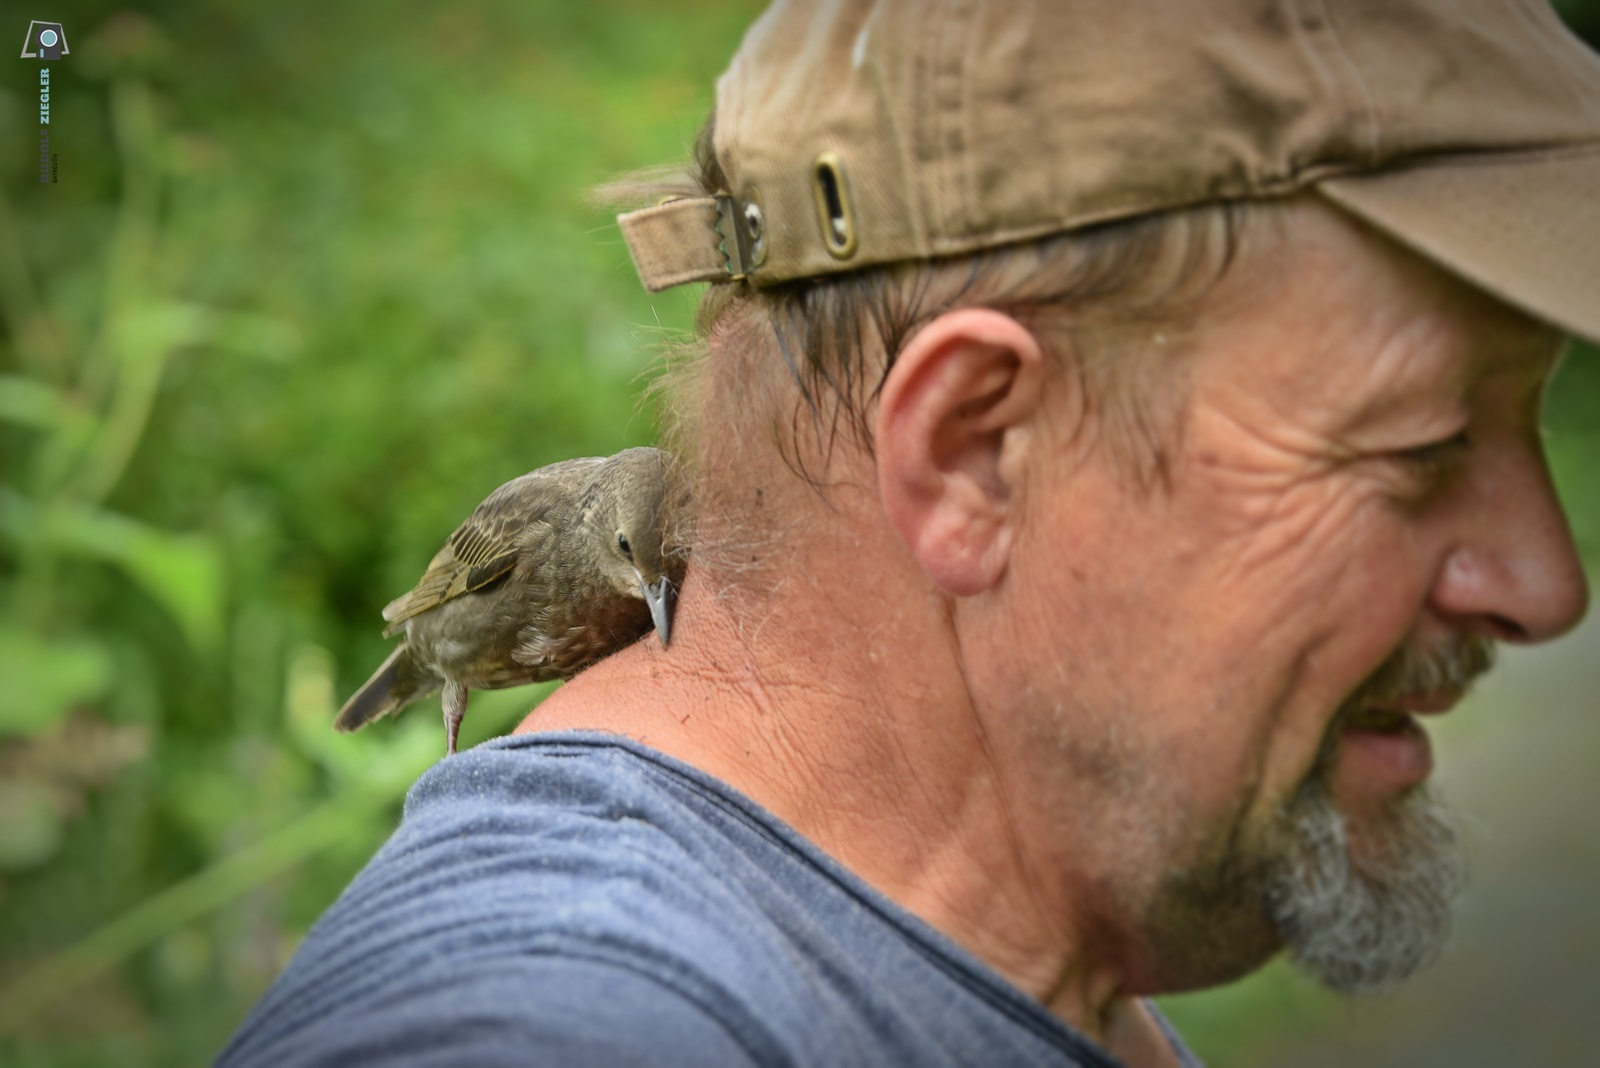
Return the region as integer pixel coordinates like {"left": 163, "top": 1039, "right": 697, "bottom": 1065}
{"left": 442, "top": 680, "right": 467, "bottom": 757}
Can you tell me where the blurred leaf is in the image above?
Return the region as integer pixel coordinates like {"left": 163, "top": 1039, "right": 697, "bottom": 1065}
{"left": 113, "top": 300, "right": 216, "bottom": 353}
{"left": 77, "top": 10, "right": 176, "bottom": 81}
{"left": 208, "top": 312, "right": 304, "bottom": 363}
{"left": 0, "top": 780, "right": 66, "bottom": 871}
{"left": 0, "top": 376, "right": 75, "bottom": 431}
{"left": 0, "top": 0, "right": 756, "bottom": 1060}
{"left": 65, "top": 302, "right": 203, "bottom": 505}
{"left": 103, "top": 522, "right": 225, "bottom": 654}
{"left": 0, "top": 493, "right": 225, "bottom": 653}
{"left": 0, "top": 629, "right": 114, "bottom": 737}
{"left": 284, "top": 643, "right": 356, "bottom": 779}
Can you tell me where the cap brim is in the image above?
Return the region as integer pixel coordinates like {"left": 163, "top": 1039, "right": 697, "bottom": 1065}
{"left": 1316, "top": 145, "right": 1600, "bottom": 348}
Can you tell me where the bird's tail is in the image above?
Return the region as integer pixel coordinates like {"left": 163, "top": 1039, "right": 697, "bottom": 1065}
{"left": 334, "top": 642, "right": 441, "bottom": 733}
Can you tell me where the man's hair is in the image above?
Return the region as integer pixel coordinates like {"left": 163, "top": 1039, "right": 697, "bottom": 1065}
{"left": 608, "top": 113, "right": 1274, "bottom": 585}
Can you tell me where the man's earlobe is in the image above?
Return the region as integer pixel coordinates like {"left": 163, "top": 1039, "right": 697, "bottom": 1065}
{"left": 875, "top": 309, "right": 1048, "bottom": 597}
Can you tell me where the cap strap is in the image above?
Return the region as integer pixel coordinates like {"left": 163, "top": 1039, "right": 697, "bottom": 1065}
{"left": 617, "top": 196, "right": 733, "bottom": 292}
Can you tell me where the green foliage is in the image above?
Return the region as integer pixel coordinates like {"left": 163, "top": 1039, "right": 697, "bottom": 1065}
{"left": 0, "top": 1, "right": 757, "bottom": 1062}
{"left": 1, "top": 2, "right": 1597, "bottom": 1066}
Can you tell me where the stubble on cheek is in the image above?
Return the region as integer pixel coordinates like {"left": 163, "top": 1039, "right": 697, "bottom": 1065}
{"left": 1185, "top": 464, "right": 1434, "bottom": 820}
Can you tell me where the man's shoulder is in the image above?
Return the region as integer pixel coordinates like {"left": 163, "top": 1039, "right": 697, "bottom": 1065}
{"left": 346, "top": 740, "right": 809, "bottom": 990}
{"left": 219, "top": 736, "right": 787, "bottom": 1064}
{"left": 380, "top": 734, "right": 817, "bottom": 979}
{"left": 219, "top": 733, "right": 1133, "bottom": 1067}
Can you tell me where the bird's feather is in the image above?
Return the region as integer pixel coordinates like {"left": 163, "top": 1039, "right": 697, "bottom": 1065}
{"left": 381, "top": 459, "right": 602, "bottom": 634}
{"left": 333, "top": 642, "right": 442, "bottom": 732}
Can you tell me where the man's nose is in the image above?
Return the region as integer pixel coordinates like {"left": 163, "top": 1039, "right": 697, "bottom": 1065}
{"left": 1430, "top": 440, "right": 1590, "bottom": 644}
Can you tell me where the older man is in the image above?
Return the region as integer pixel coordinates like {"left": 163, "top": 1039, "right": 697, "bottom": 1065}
{"left": 222, "top": 1, "right": 1596, "bottom": 1065}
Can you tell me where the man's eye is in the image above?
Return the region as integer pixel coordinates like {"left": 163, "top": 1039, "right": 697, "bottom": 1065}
{"left": 1397, "top": 431, "right": 1471, "bottom": 475}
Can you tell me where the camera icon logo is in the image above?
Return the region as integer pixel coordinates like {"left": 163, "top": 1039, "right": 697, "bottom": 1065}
{"left": 21, "top": 20, "right": 69, "bottom": 59}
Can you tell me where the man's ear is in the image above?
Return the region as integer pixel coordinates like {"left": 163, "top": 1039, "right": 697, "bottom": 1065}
{"left": 875, "top": 308, "right": 1048, "bottom": 596}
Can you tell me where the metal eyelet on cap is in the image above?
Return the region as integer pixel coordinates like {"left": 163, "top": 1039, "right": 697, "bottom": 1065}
{"left": 739, "top": 189, "right": 767, "bottom": 270}
{"left": 812, "top": 152, "right": 858, "bottom": 260}
{"left": 742, "top": 200, "right": 766, "bottom": 266}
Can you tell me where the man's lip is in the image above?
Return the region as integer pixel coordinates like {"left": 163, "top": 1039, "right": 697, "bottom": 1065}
{"left": 1365, "top": 692, "right": 1464, "bottom": 716}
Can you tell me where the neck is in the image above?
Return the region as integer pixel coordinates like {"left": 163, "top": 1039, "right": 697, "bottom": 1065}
{"left": 520, "top": 533, "right": 1174, "bottom": 1064}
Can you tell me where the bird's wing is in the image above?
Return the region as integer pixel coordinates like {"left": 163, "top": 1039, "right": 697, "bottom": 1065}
{"left": 381, "top": 458, "right": 603, "bottom": 633}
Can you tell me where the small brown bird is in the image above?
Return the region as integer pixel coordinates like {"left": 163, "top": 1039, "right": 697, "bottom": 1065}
{"left": 334, "top": 447, "right": 686, "bottom": 756}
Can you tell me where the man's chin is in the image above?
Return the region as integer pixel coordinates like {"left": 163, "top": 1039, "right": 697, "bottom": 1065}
{"left": 1265, "top": 776, "right": 1466, "bottom": 995}
{"left": 1146, "top": 764, "right": 1466, "bottom": 997}
{"left": 1252, "top": 634, "right": 1489, "bottom": 992}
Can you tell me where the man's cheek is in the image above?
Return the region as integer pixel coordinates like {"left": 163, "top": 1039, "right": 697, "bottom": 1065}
{"left": 1178, "top": 478, "right": 1378, "bottom": 613}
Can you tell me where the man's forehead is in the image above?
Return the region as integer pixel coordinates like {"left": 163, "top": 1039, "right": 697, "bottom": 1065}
{"left": 1201, "top": 200, "right": 1566, "bottom": 421}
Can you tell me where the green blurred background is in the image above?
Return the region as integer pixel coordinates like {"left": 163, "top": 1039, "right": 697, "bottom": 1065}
{"left": 1, "top": 2, "right": 1596, "bottom": 1064}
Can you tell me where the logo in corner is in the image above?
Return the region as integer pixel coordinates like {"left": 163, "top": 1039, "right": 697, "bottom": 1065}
{"left": 21, "top": 20, "right": 68, "bottom": 59}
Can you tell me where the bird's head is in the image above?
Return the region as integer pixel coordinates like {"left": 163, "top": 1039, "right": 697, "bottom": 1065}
{"left": 590, "top": 447, "right": 689, "bottom": 645}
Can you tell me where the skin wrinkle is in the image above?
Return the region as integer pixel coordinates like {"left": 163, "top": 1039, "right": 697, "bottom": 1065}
{"left": 1228, "top": 641, "right": 1324, "bottom": 851}
{"left": 1184, "top": 530, "right": 1344, "bottom": 812}
{"left": 1113, "top": 225, "right": 1561, "bottom": 965}
{"left": 1017, "top": 202, "right": 1555, "bottom": 984}
{"left": 978, "top": 498, "right": 1205, "bottom": 1021}
{"left": 938, "top": 603, "right": 1075, "bottom": 1001}
{"left": 747, "top": 567, "right": 945, "bottom": 825}
{"left": 1211, "top": 310, "right": 1448, "bottom": 454}
{"left": 1152, "top": 255, "right": 1510, "bottom": 674}
{"left": 783, "top": 700, "right": 894, "bottom": 837}
{"left": 522, "top": 196, "right": 1588, "bottom": 1066}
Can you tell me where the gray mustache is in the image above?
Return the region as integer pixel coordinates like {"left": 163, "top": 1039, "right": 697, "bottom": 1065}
{"left": 1352, "top": 636, "right": 1497, "bottom": 711}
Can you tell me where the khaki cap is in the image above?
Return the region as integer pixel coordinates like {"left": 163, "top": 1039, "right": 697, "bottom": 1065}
{"left": 617, "top": 0, "right": 1600, "bottom": 345}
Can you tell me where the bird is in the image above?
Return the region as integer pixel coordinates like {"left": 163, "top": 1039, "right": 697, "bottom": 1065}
{"left": 333, "top": 447, "right": 687, "bottom": 756}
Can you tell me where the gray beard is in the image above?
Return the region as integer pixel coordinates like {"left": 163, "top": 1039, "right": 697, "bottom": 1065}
{"left": 1150, "top": 636, "right": 1487, "bottom": 995}
{"left": 1263, "top": 774, "right": 1465, "bottom": 994}
{"left": 1262, "top": 635, "right": 1488, "bottom": 994}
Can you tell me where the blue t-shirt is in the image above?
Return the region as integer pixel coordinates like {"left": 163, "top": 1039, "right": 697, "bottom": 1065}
{"left": 219, "top": 733, "right": 1201, "bottom": 1066}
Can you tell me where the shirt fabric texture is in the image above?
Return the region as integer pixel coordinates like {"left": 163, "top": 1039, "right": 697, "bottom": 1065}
{"left": 218, "top": 732, "right": 1203, "bottom": 1067}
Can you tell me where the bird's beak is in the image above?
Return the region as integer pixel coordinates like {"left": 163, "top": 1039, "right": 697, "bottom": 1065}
{"left": 640, "top": 574, "right": 675, "bottom": 647}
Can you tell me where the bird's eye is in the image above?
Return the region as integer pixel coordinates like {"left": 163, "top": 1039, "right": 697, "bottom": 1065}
{"left": 617, "top": 533, "right": 632, "bottom": 559}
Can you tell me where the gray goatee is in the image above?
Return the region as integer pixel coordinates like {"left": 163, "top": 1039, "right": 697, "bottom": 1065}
{"left": 1262, "top": 635, "right": 1490, "bottom": 993}
{"left": 1264, "top": 777, "right": 1465, "bottom": 994}
{"left": 1154, "top": 635, "right": 1490, "bottom": 994}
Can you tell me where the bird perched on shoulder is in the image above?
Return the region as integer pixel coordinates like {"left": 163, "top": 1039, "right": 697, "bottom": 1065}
{"left": 334, "top": 447, "right": 687, "bottom": 756}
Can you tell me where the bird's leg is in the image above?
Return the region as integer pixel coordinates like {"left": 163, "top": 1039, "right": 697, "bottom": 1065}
{"left": 442, "top": 680, "right": 468, "bottom": 757}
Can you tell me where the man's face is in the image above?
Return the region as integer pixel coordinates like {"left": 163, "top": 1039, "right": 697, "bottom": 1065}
{"left": 982, "top": 199, "right": 1589, "bottom": 994}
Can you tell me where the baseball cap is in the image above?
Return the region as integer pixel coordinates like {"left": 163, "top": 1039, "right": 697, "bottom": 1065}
{"left": 616, "top": 0, "right": 1600, "bottom": 346}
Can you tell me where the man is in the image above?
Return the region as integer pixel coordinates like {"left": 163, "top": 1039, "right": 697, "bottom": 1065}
{"left": 221, "top": 1, "right": 1597, "bottom": 1064}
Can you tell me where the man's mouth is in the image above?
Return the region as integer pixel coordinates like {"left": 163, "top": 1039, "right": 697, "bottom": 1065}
{"left": 1335, "top": 691, "right": 1466, "bottom": 792}
{"left": 1367, "top": 691, "right": 1465, "bottom": 715}
{"left": 1343, "top": 706, "right": 1417, "bottom": 733}
{"left": 1337, "top": 708, "right": 1435, "bottom": 790}
{"left": 1324, "top": 637, "right": 1495, "bottom": 795}
{"left": 1346, "top": 690, "right": 1464, "bottom": 730}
